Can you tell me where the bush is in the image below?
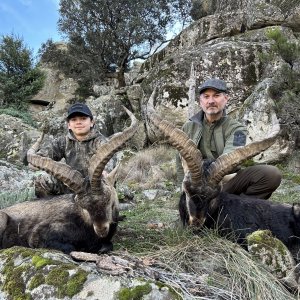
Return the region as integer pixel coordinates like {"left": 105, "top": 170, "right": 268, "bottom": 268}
{"left": 0, "top": 34, "right": 45, "bottom": 110}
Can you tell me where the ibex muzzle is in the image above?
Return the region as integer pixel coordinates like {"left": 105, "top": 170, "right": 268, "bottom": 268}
{"left": 0, "top": 106, "right": 138, "bottom": 253}
{"left": 145, "top": 88, "right": 300, "bottom": 258}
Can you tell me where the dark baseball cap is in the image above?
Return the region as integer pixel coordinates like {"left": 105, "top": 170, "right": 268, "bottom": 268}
{"left": 67, "top": 103, "right": 93, "bottom": 120}
{"left": 198, "top": 78, "right": 228, "bottom": 94}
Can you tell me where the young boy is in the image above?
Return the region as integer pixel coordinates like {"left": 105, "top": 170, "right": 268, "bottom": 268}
{"left": 31, "top": 103, "right": 109, "bottom": 197}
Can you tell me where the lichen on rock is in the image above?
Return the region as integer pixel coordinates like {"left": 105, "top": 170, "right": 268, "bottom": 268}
{"left": 246, "top": 229, "right": 295, "bottom": 278}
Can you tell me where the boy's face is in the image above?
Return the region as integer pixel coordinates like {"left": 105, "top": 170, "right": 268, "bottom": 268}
{"left": 68, "top": 114, "right": 94, "bottom": 141}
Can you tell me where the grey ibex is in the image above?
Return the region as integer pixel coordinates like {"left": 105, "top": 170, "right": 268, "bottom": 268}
{"left": 0, "top": 107, "right": 138, "bottom": 254}
{"left": 147, "top": 88, "right": 300, "bottom": 256}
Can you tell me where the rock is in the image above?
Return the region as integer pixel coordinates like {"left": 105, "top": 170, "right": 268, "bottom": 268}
{"left": 0, "top": 160, "right": 36, "bottom": 207}
{"left": 247, "top": 230, "right": 295, "bottom": 279}
{"left": 142, "top": 189, "right": 159, "bottom": 200}
{"left": 0, "top": 247, "right": 177, "bottom": 300}
{"left": 0, "top": 115, "right": 40, "bottom": 164}
{"left": 30, "top": 65, "right": 78, "bottom": 114}
{"left": 241, "top": 79, "right": 290, "bottom": 163}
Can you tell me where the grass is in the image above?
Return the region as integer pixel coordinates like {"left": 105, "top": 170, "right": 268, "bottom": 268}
{"left": 114, "top": 195, "right": 295, "bottom": 299}
{"left": 117, "top": 145, "right": 177, "bottom": 191}
{"left": 0, "top": 107, "right": 37, "bottom": 127}
{"left": 2, "top": 144, "right": 300, "bottom": 299}
{"left": 269, "top": 167, "right": 300, "bottom": 204}
{"left": 113, "top": 146, "right": 300, "bottom": 299}
{"left": 0, "top": 187, "right": 35, "bottom": 209}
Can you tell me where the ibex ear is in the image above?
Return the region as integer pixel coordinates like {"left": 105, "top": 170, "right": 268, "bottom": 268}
{"left": 106, "top": 162, "right": 121, "bottom": 186}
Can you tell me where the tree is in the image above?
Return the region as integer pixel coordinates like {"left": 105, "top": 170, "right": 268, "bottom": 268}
{"left": 55, "top": 0, "right": 191, "bottom": 88}
{"left": 0, "top": 34, "right": 44, "bottom": 109}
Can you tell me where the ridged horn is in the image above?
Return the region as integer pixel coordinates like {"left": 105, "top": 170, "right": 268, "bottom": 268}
{"left": 89, "top": 106, "right": 138, "bottom": 193}
{"left": 147, "top": 87, "right": 203, "bottom": 185}
{"left": 207, "top": 121, "right": 280, "bottom": 185}
{"left": 27, "top": 133, "right": 85, "bottom": 194}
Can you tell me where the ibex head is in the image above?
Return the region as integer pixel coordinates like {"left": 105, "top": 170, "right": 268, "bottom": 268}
{"left": 146, "top": 87, "right": 280, "bottom": 227}
{"left": 27, "top": 106, "right": 138, "bottom": 238}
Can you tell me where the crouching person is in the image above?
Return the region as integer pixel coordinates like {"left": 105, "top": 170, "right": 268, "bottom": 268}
{"left": 176, "top": 78, "right": 282, "bottom": 199}
{"left": 29, "top": 103, "right": 114, "bottom": 198}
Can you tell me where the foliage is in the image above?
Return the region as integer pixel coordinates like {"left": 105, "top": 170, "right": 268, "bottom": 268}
{"left": 0, "top": 34, "right": 45, "bottom": 110}
{"left": 42, "top": 0, "right": 192, "bottom": 89}
{"left": 265, "top": 28, "right": 300, "bottom": 147}
{"left": 0, "top": 107, "right": 37, "bottom": 127}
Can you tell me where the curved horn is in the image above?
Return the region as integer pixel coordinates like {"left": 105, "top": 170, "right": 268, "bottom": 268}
{"left": 89, "top": 106, "right": 138, "bottom": 193}
{"left": 147, "top": 87, "right": 203, "bottom": 185}
{"left": 27, "top": 133, "right": 85, "bottom": 194}
{"left": 207, "top": 122, "right": 280, "bottom": 185}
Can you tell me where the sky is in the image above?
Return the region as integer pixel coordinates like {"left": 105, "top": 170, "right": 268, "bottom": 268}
{"left": 0, "top": 0, "right": 61, "bottom": 57}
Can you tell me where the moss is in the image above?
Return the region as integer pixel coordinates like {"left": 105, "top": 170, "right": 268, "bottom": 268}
{"left": 117, "top": 282, "right": 152, "bottom": 300}
{"left": 0, "top": 247, "right": 88, "bottom": 299}
{"left": 283, "top": 173, "right": 300, "bottom": 185}
{"left": 32, "top": 255, "right": 55, "bottom": 269}
{"left": 154, "top": 281, "right": 182, "bottom": 300}
{"left": 241, "top": 159, "right": 255, "bottom": 167}
{"left": 247, "top": 230, "right": 294, "bottom": 277}
{"left": 0, "top": 247, "right": 50, "bottom": 299}
{"left": 3, "top": 263, "right": 30, "bottom": 300}
{"left": 28, "top": 273, "right": 45, "bottom": 290}
{"left": 45, "top": 265, "right": 70, "bottom": 290}
{"left": 65, "top": 269, "right": 88, "bottom": 297}
{"left": 45, "top": 265, "right": 88, "bottom": 298}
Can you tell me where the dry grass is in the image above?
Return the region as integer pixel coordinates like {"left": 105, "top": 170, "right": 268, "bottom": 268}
{"left": 115, "top": 181, "right": 297, "bottom": 299}
{"left": 118, "top": 145, "right": 177, "bottom": 190}
{"left": 116, "top": 205, "right": 296, "bottom": 300}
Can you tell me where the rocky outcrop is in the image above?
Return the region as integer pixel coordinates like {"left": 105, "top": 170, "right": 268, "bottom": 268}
{"left": 136, "top": 0, "right": 300, "bottom": 162}
{"left": 0, "top": 247, "right": 176, "bottom": 300}
{"left": 30, "top": 66, "right": 79, "bottom": 115}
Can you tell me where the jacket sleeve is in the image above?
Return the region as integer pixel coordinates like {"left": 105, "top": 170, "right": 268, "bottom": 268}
{"left": 36, "top": 136, "right": 65, "bottom": 161}
{"left": 222, "top": 124, "right": 248, "bottom": 154}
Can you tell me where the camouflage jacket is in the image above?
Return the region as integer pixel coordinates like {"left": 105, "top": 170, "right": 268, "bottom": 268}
{"left": 176, "top": 110, "right": 247, "bottom": 186}
{"left": 37, "top": 128, "right": 110, "bottom": 178}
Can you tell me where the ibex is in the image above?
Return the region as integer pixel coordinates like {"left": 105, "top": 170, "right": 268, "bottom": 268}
{"left": 147, "top": 89, "right": 300, "bottom": 256}
{"left": 0, "top": 107, "right": 138, "bottom": 254}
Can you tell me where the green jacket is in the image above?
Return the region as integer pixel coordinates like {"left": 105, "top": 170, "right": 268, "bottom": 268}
{"left": 37, "top": 128, "right": 110, "bottom": 178}
{"left": 176, "top": 110, "right": 247, "bottom": 185}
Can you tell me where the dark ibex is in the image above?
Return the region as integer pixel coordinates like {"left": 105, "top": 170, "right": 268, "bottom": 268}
{"left": 147, "top": 88, "right": 300, "bottom": 256}
{"left": 0, "top": 107, "right": 138, "bottom": 254}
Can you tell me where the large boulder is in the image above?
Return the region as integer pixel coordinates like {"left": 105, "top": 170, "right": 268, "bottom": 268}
{"left": 0, "top": 247, "right": 177, "bottom": 300}
{"left": 0, "top": 115, "right": 40, "bottom": 165}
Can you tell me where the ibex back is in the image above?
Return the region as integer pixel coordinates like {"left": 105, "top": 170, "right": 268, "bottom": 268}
{"left": 0, "top": 107, "right": 138, "bottom": 254}
{"left": 146, "top": 88, "right": 300, "bottom": 258}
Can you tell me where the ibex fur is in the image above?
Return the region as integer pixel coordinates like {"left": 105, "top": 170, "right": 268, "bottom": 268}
{"left": 147, "top": 88, "right": 300, "bottom": 258}
{"left": 0, "top": 107, "right": 138, "bottom": 254}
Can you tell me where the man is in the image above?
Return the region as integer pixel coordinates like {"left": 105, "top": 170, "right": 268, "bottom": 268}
{"left": 31, "top": 103, "right": 110, "bottom": 197}
{"left": 176, "top": 78, "right": 281, "bottom": 199}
